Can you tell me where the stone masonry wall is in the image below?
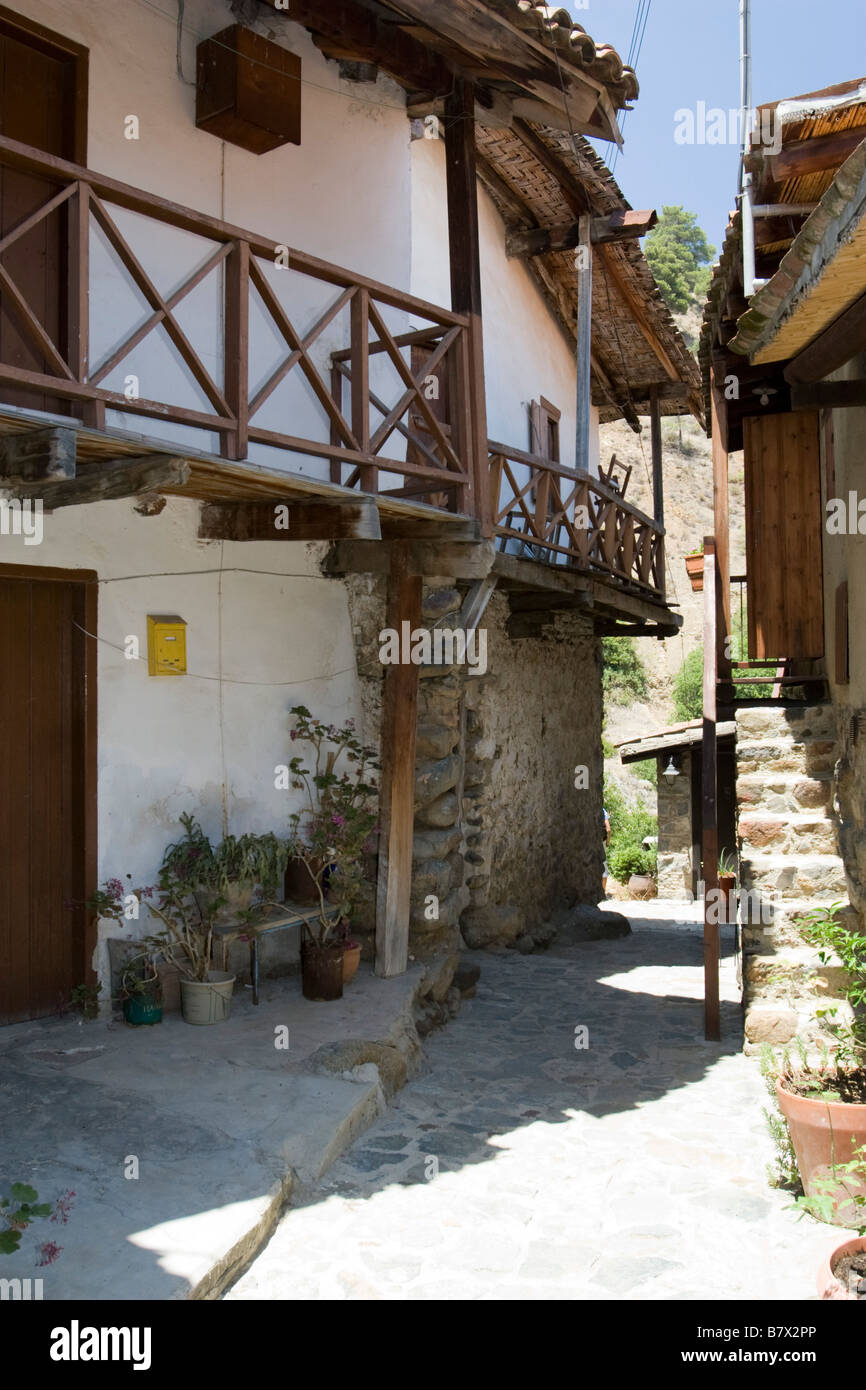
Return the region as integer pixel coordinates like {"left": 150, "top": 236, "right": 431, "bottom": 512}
{"left": 459, "top": 591, "right": 604, "bottom": 950}
{"left": 341, "top": 573, "right": 604, "bottom": 959}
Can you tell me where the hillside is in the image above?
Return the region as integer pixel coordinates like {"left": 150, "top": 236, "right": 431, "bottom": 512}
{"left": 599, "top": 307, "right": 746, "bottom": 792}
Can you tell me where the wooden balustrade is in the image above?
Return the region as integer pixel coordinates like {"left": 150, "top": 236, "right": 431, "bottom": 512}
{"left": 488, "top": 440, "right": 666, "bottom": 598}
{"left": 0, "top": 134, "right": 474, "bottom": 508}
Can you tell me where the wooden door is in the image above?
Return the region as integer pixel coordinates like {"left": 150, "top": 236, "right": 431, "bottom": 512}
{"left": 0, "top": 9, "right": 87, "bottom": 413}
{"left": 743, "top": 411, "right": 825, "bottom": 660}
{"left": 0, "top": 567, "right": 96, "bottom": 1024}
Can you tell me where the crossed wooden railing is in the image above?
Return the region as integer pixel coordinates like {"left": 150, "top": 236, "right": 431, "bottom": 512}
{"left": 0, "top": 134, "right": 476, "bottom": 509}
{"left": 488, "top": 441, "right": 666, "bottom": 598}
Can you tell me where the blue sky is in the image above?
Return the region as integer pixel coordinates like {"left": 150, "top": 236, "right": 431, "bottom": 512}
{"left": 584, "top": 0, "right": 864, "bottom": 258}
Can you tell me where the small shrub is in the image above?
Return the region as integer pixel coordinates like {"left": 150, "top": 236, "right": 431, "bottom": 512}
{"left": 672, "top": 647, "right": 703, "bottom": 722}
{"left": 602, "top": 637, "right": 648, "bottom": 706}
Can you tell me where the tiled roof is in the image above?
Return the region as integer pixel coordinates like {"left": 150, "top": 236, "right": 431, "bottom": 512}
{"left": 508, "top": 3, "right": 639, "bottom": 105}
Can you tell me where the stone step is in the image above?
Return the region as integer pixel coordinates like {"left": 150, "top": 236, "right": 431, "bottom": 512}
{"left": 740, "top": 895, "right": 843, "bottom": 950}
{"left": 736, "top": 771, "right": 834, "bottom": 815}
{"left": 735, "top": 739, "right": 837, "bottom": 777}
{"left": 735, "top": 704, "right": 836, "bottom": 743}
{"left": 740, "top": 852, "right": 848, "bottom": 901}
{"left": 738, "top": 811, "right": 839, "bottom": 856}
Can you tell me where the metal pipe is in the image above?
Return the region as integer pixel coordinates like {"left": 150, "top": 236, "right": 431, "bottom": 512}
{"left": 739, "top": 0, "right": 762, "bottom": 298}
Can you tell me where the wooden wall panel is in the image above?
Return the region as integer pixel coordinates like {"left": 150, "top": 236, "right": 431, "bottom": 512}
{"left": 743, "top": 411, "right": 825, "bottom": 660}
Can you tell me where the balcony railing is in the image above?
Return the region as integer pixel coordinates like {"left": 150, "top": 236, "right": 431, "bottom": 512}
{"left": 489, "top": 441, "right": 666, "bottom": 598}
{"left": 0, "top": 135, "right": 477, "bottom": 511}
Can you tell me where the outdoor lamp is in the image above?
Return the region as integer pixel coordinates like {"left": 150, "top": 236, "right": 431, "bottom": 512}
{"left": 663, "top": 756, "right": 680, "bottom": 784}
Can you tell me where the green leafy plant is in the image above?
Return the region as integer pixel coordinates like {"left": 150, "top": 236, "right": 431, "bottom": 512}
{"left": 68, "top": 982, "right": 101, "bottom": 1020}
{"left": 138, "top": 815, "right": 289, "bottom": 981}
{"left": 288, "top": 707, "right": 379, "bottom": 947}
{"left": 789, "top": 1144, "right": 866, "bottom": 1232}
{"left": 602, "top": 637, "right": 648, "bottom": 706}
{"left": 0, "top": 1184, "right": 75, "bottom": 1263}
{"left": 759, "top": 1044, "right": 801, "bottom": 1189}
{"left": 119, "top": 953, "right": 162, "bottom": 1001}
{"left": 609, "top": 841, "right": 656, "bottom": 881}
{"left": 718, "top": 848, "right": 738, "bottom": 879}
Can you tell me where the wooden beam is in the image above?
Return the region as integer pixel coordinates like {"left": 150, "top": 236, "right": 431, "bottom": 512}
{"left": 784, "top": 292, "right": 866, "bottom": 384}
{"left": 701, "top": 534, "right": 721, "bottom": 1042}
{"left": 791, "top": 380, "right": 866, "bottom": 411}
{"left": 280, "top": 0, "right": 452, "bottom": 95}
{"left": 325, "top": 537, "right": 496, "bottom": 578}
{"left": 649, "top": 385, "right": 664, "bottom": 531}
{"left": 761, "top": 127, "right": 866, "bottom": 184}
{"left": 575, "top": 213, "right": 593, "bottom": 473}
{"left": 198, "top": 497, "right": 381, "bottom": 541}
{"left": 710, "top": 369, "right": 732, "bottom": 673}
{"left": 506, "top": 209, "right": 657, "bottom": 258}
{"left": 2, "top": 456, "right": 189, "bottom": 510}
{"left": 0, "top": 426, "right": 77, "bottom": 481}
{"left": 445, "top": 77, "right": 491, "bottom": 534}
{"left": 375, "top": 542, "right": 422, "bottom": 978}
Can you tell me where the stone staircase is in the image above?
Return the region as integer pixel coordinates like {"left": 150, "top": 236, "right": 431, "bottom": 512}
{"left": 735, "top": 704, "right": 851, "bottom": 1047}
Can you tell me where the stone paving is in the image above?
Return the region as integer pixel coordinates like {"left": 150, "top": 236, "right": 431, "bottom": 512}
{"left": 227, "top": 920, "right": 848, "bottom": 1301}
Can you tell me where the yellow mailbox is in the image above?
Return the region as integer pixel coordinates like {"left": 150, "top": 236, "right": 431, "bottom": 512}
{"left": 147, "top": 615, "right": 187, "bottom": 676}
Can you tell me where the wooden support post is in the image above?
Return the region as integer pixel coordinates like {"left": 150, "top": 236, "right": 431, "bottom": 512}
{"left": 575, "top": 213, "right": 592, "bottom": 475}
{"left": 444, "top": 78, "right": 490, "bottom": 533}
{"left": 710, "top": 369, "right": 732, "bottom": 697}
{"left": 375, "top": 542, "right": 422, "bottom": 978}
{"left": 650, "top": 385, "right": 664, "bottom": 532}
{"left": 223, "top": 239, "right": 249, "bottom": 460}
{"left": 702, "top": 534, "right": 721, "bottom": 1042}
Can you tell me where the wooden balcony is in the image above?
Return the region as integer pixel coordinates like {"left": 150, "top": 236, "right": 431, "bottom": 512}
{"left": 0, "top": 133, "right": 479, "bottom": 515}
{"left": 489, "top": 441, "right": 666, "bottom": 600}
{"left": 0, "top": 135, "right": 669, "bottom": 614}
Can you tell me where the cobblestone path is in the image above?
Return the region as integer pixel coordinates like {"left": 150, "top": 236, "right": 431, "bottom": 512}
{"left": 227, "top": 926, "right": 840, "bottom": 1300}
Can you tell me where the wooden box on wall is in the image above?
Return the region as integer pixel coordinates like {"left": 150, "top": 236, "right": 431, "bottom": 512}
{"left": 196, "top": 25, "right": 301, "bottom": 154}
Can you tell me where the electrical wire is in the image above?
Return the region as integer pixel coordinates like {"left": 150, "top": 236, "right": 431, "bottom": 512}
{"left": 72, "top": 620, "right": 357, "bottom": 688}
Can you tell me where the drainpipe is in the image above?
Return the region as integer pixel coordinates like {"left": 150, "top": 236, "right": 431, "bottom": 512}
{"left": 739, "top": 0, "right": 766, "bottom": 299}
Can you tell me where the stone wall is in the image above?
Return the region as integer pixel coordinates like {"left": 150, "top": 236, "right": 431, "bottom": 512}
{"left": 458, "top": 591, "right": 604, "bottom": 950}
{"left": 339, "top": 570, "right": 605, "bottom": 958}
{"left": 657, "top": 750, "right": 693, "bottom": 899}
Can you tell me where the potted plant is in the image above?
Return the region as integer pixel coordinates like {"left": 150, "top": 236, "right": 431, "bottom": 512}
{"left": 685, "top": 543, "right": 704, "bottom": 591}
{"left": 609, "top": 842, "right": 657, "bottom": 900}
{"left": 817, "top": 1234, "right": 866, "bottom": 1300}
{"left": 718, "top": 848, "right": 738, "bottom": 923}
{"left": 770, "top": 904, "right": 866, "bottom": 1224}
{"left": 287, "top": 707, "right": 378, "bottom": 1000}
{"left": 119, "top": 952, "right": 163, "bottom": 1026}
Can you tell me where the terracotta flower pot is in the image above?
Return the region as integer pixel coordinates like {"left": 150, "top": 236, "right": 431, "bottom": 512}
{"left": 342, "top": 943, "right": 361, "bottom": 984}
{"left": 628, "top": 873, "right": 656, "bottom": 900}
{"left": 817, "top": 1237, "right": 866, "bottom": 1300}
{"left": 301, "top": 940, "right": 344, "bottom": 1001}
{"left": 719, "top": 874, "right": 737, "bottom": 924}
{"left": 776, "top": 1079, "right": 866, "bottom": 1226}
{"left": 685, "top": 554, "right": 704, "bottom": 591}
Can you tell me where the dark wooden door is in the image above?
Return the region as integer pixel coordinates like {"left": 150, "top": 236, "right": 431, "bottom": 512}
{"left": 0, "top": 570, "right": 93, "bottom": 1024}
{"left": 0, "top": 11, "right": 87, "bottom": 412}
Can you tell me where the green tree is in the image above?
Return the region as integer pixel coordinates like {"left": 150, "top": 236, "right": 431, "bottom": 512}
{"left": 602, "top": 636, "right": 648, "bottom": 705}
{"left": 645, "top": 206, "right": 715, "bottom": 313}
{"left": 673, "top": 647, "right": 703, "bottom": 721}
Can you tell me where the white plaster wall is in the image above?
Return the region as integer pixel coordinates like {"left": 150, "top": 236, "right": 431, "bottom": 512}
{"left": 9, "top": 0, "right": 414, "bottom": 477}
{"left": 0, "top": 500, "right": 363, "bottom": 984}
{"left": 410, "top": 135, "right": 601, "bottom": 472}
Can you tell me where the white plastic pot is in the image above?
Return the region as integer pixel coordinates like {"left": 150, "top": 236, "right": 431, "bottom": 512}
{"left": 179, "top": 971, "right": 236, "bottom": 1026}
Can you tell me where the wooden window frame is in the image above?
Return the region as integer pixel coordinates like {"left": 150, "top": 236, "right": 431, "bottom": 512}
{"left": 530, "top": 395, "right": 561, "bottom": 464}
